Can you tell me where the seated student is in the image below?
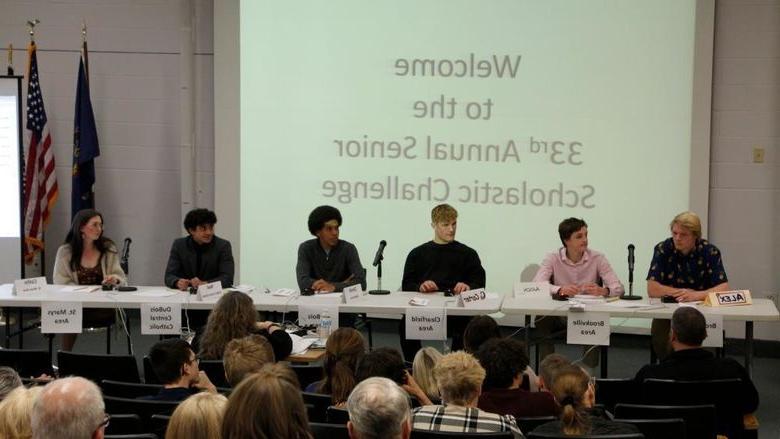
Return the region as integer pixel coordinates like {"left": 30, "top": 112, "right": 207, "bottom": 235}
{"left": 143, "top": 339, "right": 217, "bottom": 401}
{"left": 223, "top": 335, "right": 275, "bottom": 388}
{"left": 533, "top": 365, "right": 638, "bottom": 436}
{"left": 411, "top": 351, "right": 523, "bottom": 439}
{"left": 532, "top": 217, "right": 624, "bottom": 368}
{"left": 475, "top": 338, "right": 558, "bottom": 418}
{"left": 463, "top": 314, "right": 540, "bottom": 392}
{"left": 222, "top": 363, "right": 312, "bottom": 439}
{"left": 347, "top": 377, "right": 412, "bottom": 439}
{"left": 412, "top": 347, "right": 443, "bottom": 403}
{"left": 355, "top": 347, "right": 432, "bottom": 406}
{"left": 165, "top": 392, "right": 227, "bottom": 439}
{"left": 0, "top": 386, "right": 42, "bottom": 439}
{"left": 0, "top": 367, "right": 22, "bottom": 402}
{"left": 196, "top": 291, "right": 292, "bottom": 361}
{"left": 401, "top": 204, "right": 486, "bottom": 360}
{"left": 634, "top": 307, "right": 758, "bottom": 414}
{"left": 53, "top": 208, "right": 127, "bottom": 351}
{"left": 306, "top": 328, "right": 366, "bottom": 406}
{"left": 537, "top": 353, "right": 571, "bottom": 392}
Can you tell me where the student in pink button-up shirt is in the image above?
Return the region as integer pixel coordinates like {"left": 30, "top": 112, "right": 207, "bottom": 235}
{"left": 531, "top": 218, "right": 624, "bottom": 368}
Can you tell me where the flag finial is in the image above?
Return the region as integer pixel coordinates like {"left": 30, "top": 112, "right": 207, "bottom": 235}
{"left": 27, "top": 19, "right": 40, "bottom": 43}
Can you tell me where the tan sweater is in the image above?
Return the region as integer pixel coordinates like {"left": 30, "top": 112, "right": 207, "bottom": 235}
{"left": 52, "top": 244, "right": 127, "bottom": 286}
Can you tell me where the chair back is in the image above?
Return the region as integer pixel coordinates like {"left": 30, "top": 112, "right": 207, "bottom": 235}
{"left": 102, "top": 380, "right": 164, "bottom": 398}
{"left": 142, "top": 356, "right": 160, "bottom": 384}
{"left": 302, "top": 392, "right": 332, "bottom": 423}
{"left": 104, "top": 435, "right": 158, "bottom": 439}
{"left": 527, "top": 433, "right": 644, "bottom": 439}
{"left": 641, "top": 378, "right": 744, "bottom": 439}
{"left": 291, "top": 364, "right": 323, "bottom": 390}
{"left": 326, "top": 406, "right": 350, "bottom": 423}
{"left": 614, "top": 403, "right": 717, "bottom": 439}
{"left": 595, "top": 378, "right": 637, "bottom": 412}
{"left": 104, "top": 396, "right": 180, "bottom": 423}
{"left": 58, "top": 351, "right": 141, "bottom": 383}
{"left": 612, "top": 417, "right": 686, "bottom": 439}
{"left": 310, "top": 422, "right": 350, "bottom": 439}
{"left": 412, "top": 430, "right": 513, "bottom": 438}
{"left": 0, "top": 349, "right": 53, "bottom": 377}
{"left": 198, "top": 359, "right": 229, "bottom": 388}
{"left": 516, "top": 416, "right": 557, "bottom": 434}
{"left": 104, "top": 414, "right": 143, "bottom": 435}
{"left": 149, "top": 414, "right": 170, "bottom": 438}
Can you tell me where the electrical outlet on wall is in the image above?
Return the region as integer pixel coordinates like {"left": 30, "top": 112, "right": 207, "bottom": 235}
{"left": 752, "top": 147, "right": 765, "bottom": 163}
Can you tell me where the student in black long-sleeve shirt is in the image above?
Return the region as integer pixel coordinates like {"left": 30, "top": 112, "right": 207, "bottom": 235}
{"left": 400, "top": 204, "right": 486, "bottom": 360}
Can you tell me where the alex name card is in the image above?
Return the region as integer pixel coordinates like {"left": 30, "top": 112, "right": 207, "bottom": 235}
{"left": 405, "top": 307, "right": 446, "bottom": 340}
{"left": 141, "top": 303, "right": 182, "bottom": 335}
{"left": 566, "top": 311, "right": 610, "bottom": 346}
{"left": 703, "top": 290, "right": 752, "bottom": 307}
{"left": 514, "top": 282, "right": 550, "bottom": 298}
{"left": 41, "top": 302, "right": 82, "bottom": 334}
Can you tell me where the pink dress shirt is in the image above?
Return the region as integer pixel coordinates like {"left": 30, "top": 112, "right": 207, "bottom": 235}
{"left": 532, "top": 248, "right": 624, "bottom": 296}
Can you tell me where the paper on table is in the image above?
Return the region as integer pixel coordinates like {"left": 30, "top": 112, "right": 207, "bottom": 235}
{"left": 133, "top": 290, "right": 179, "bottom": 298}
{"left": 58, "top": 285, "right": 100, "bottom": 293}
{"left": 289, "top": 333, "right": 317, "bottom": 355}
{"left": 605, "top": 301, "right": 663, "bottom": 309}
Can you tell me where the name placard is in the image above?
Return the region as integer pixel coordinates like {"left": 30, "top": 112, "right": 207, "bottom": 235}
{"left": 41, "top": 302, "right": 83, "bottom": 334}
{"left": 514, "top": 282, "right": 550, "bottom": 298}
{"left": 405, "top": 307, "right": 446, "bottom": 340}
{"left": 566, "top": 311, "right": 610, "bottom": 346}
{"left": 14, "top": 276, "right": 46, "bottom": 295}
{"left": 458, "top": 288, "right": 487, "bottom": 308}
{"left": 342, "top": 284, "right": 363, "bottom": 304}
{"left": 298, "top": 303, "right": 340, "bottom": 329}
{"left": 703, "top": 290, "right": 752, "bottom": 307}
{"left": 140, "top": 303, "right": 182, "bottom": 335}
{"left": 196, "top": 281, "right": 224, "bottom": 301}
{"left": 701, "top": 314, "right": 724, "bottom": 348}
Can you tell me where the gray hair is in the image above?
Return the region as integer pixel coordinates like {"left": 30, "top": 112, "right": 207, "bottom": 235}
{"left": 0, "top": 367, "right": 22, "bottom": 401}
{"left": 31, "top": 377, "right": 105, "bottom": 439}
{"left": 347, "top": 377, "right": 410, "bottom": 439}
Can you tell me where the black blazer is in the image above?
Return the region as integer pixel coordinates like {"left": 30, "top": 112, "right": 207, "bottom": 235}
{"left": 164, "top": 236, "right": 235, "bottom": 289}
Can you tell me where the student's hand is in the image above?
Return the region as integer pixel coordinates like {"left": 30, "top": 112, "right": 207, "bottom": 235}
{"left": 402, "top": 371, "right": 432, "bottom": 406}
{"left": 453, "top": 282, "right": 470, "bottom": 294}
{"left": 103, "top": 275, "right": 121, "bottom": 285}
{"left": 256, "top": 321, "right": 280, "bottom": 332}
{"left": 420, "top": 281, "right": 439, "bottom": 293}
{"left": 175, "top": 279, "right": 190, "bottom": 291}
{"left": 312, "top": 279, "right": 336, "bottom": 292}
{"left": 193, "top": 371, "right": 217, "bottom": 393}
{"left": 673, "top": 289, "right": 706, "bottom": 302}
{"left": 559, "top": 285, "right": 579, "bottom": 296}
{"left": 581, "top": 283, "right": 607, "bottom": 296}
{"left": 190, "top": 278, "right": 204, "bottom": 288}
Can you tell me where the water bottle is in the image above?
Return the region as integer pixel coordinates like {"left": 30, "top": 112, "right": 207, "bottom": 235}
{"left": 318, "top": 309, "right": 332, "bottom": 342}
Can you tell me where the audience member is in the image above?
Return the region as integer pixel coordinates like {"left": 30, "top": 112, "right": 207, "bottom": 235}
{"left": 31, "top": 377, "right": 109, "bottom": 439}
{"left": 165, "top": 392, "right": 227, "bottom": 439}
{"left": 412, "top": 347, "right": 443, "bottom": 402}
{"left": 307, "top": 327, "right": 366, "bottom": 405}
{"left": 475, "top": 338, "right": 558, "bottom": 418}
{"left": 197, "top": 290, "right": 292, "bottom": 361}
{"left": 144, "top": 339, "right": 216, "bottom": 401}
{"left": 223, "top": 334, "right": 275, "bottom": 387}
{"left": 222, "top": 363, "right": 312, "bottom": 439}
{"left": 533, "top": 365, "right": 638, "bottom": 436}
{"left": 411, "top": 351, "right": 523, "bottom": 438}
{"left": 538, "top": 353, "right": 571, "bottom": 391}
{"left": 0, "top": 367, "right": 22, "bottom": 401}
{"left": 0, "top": 386, "right": 42, "bottom": 439}
{"left": 347, "top": 377, "right": 411, "bottom": 439}
{"left": 356, "top": 347, "right": 432, "bottom": 405}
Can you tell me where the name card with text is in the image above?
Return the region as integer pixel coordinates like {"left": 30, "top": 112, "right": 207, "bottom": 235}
{"left": 197, "top": 281, "right": 224, "bottom": 301}
{"left": 298, "top": 303, "right": 340, "bottom": 329}
{"left": 405, "top": 307, "right": 446, "bottom": 340}
{"left": 704, "top": 290, "right": 752, "bottom": 307}
{"left": 701, "top": 314, "right": 724, "bottom": 348}
{"left": 514, "top": 282, "right": 550, "bottom": 298}
{"left": 141, "top": 303, "right": 182, "bottom": 335}
{"left": 14, "top": 277, "right": 46, "bottom": 295}
{"left": 566, "top": 312, "right": 610, "bottom": 346}
{"left": 459, "top": 288, "right": 487, "bottom": 308}
{"left": 41, "top": 302, "right": 83, "bottom": 334}
{"left": 343, "top": 284, "right": 364, "bottom": 304}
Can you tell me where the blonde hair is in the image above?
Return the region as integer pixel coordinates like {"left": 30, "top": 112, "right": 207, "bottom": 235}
{"left": 223, "top": 335, "right": 275, "bottom": 387}
{"left": 550, "top": 365, "right": 591, "bottom": 436}
{"left": 0, "top": 386, "right": 43, "bottom": 439}
{"left": 413, "top": 347, "right": 443, "bottom": 400}
{"left": 670, "top": 211, "right": 702, "bottom": 239}
{"left": 432, "top": 351, "right": 485, "bottom": 406}
{"left": 431, "top": 204, "right": 457, "bottom": 224}
{"left": 165, "top": 392, "right": 227, "bottom": 439}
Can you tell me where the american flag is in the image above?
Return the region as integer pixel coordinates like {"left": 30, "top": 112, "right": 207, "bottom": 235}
{"left": 22, "top": 42, "right": 58, "bottom": 263}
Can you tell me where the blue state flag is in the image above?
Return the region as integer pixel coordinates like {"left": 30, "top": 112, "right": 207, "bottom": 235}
{"left": 72, "top": 42, "right": 100, "bottom": 218}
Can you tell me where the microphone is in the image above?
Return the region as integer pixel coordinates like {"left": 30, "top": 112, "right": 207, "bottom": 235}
{"left": 121, "top": 237, "right": 132, "bottom": 261}
{"left": 620, "top": 243, "right": 641, "bottom": 300}
{"left": 372, "top": 240, "right": 387, "bottom": 267}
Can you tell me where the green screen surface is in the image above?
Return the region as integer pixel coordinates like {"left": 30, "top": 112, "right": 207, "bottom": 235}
{"left": 240, "top": 1, "right": 697, "bottom": 294}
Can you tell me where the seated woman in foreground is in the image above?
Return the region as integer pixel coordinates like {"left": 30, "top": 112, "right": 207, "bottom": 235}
{"left": 197, "top": 291, "right": 292, "bottom": 361}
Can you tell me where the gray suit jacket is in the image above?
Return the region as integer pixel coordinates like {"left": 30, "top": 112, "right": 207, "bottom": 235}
{"left": 164, "top": 235, "right": 234, "bottom": 289}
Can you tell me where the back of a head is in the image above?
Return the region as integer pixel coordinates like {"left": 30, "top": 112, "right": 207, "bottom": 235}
{"left": 412, "top": 347, "right": 443, "bottom": 400}
{"left": 463, "top": 315, "right": 501, "bottom": 353}
{"left": 539, "top": 353, "right": 571, "bottom": 390}
{"left": 347, "top": 377, "right": 411, "bottom": 439}
{"left": 222, "top": 365, "right": 311, "bottom": 439}
{"left": 550, "top": 365, "right": 591, "bottom": 436}
{"left": 200, "top": 291, "right": 257, "bottom": 359}
{"left": 223, "top": 334, "right": 275, "bottom": 387}
{"left": 165, "top": 392, "right": 227, "bottom": 439}
{"left": 149, "top": 338, "right": 192, "bottom": 384}
{"left": 322, "top": 327, "right": 366, "bottom": 403}
{"left": 474, "top": 337, "right": 529, "bottom": 390}
{"left": 432, "top": 351, "right": 485, "bottom": 406}
{"left": 0, "top": 366, "right": 22, "bottom": 401}
{"left": 671, "top": 306, "right": 707, "bottom": 346}
{"left": 0, "top": 386, "right": 42, "bottom": 439}
{"left": 31, "top": 377, "right": 105, "bottom": 439}
{"left": 356, "top": 347, "right": 406, "bottom": 384}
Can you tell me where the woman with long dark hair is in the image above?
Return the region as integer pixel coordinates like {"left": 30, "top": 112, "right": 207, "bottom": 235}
{"left": 305, "top": 327, "right": 365, "bottom": 406}
{"left": 52, "top": 209, "right": 126, "bottom": 350}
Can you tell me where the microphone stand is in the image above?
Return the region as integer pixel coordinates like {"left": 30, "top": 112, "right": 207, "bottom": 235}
{"left": 620, "top": 258, "right": 641, "bottom": 300}
{"left": 368, "top": 257, "right": 390, "bottom": 295}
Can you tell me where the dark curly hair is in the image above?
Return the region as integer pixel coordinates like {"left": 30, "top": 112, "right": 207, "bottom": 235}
{"left": 474, "top": 337, "right": 529, "bottom": 390}
{"left": 307, "top": 205, "right": 342, "bottom": 235}
{"left": 184, "top": 208, "right": 217, "bottom": 231}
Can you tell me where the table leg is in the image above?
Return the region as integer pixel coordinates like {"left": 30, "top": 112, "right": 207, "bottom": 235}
{"left": 600, "top": 346, "right": 608, "bottom": 378}
{"left": 3, "top": 307, "right": 9, "bottom": 348}
{"left": 745, "top": 321, "right": 754, "bottom": 378}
